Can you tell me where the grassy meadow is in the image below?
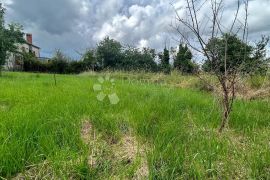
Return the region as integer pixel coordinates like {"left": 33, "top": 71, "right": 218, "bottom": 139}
{"left": 0, "top": 72, "right": 269, "bottom": 179}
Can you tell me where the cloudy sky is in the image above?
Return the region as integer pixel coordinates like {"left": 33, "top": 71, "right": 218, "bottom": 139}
{"left": 2, "top": 0, "right": 270, "bottom": 59}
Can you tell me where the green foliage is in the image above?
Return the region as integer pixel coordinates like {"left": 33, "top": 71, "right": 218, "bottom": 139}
{"left": 22, "top": 50, "right": 86, "bottom": 74}
{"left": 82, "top": 49, "right": 97, "bottom": 71}
{"left": 162, "top": 48, "right": 170, "bottom": 66}
{"left": 0, "top": 4, "right": 24, "bottom": 73}
{"left": 50, "top": 50, "right": 70, "bottom": 74}
{"left": 174, "top": 44, "right": 197, "bottom": 74}
{"left": 160, "top": 48, "right": 171, "bottom": 74}
{"left": 121, "top": 47, "right": 157, "bottom": 71}
{"left": 246, "top": 36, "right": 269, "bottom": 75}
{"left": 96, "top": 36, "right": 123, "bottom": 69}
{"left": 202, "top": 59, "right": 212, "bottom": 72}
{"left": 95, "top": 37, "right": 158, "bottom": 72}
{"left": 0, "top": 72, "right": 269, "bottom": 179}
{"left": 22, "top": 52, "right": 47, "bottom": 72}
{"left": 66, "top": 61, "right": 85, "bottom": 74}
{"left": 203, "top": 35, "right": 269, "bottom": 76}
{"left": 248, "top": 75, "right": 268, "bottom": 89}
{"left": 204, "top": 33, "right": 252, "bottom": 75}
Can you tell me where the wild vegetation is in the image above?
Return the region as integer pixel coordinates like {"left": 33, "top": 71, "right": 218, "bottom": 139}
{"left": 0, "top": 4, "right": 24, "bottom": 76}
{"left": 173, "top": 0, "right": 269, "bottom": 132}
{"left": 0, "top": 0, "right": 270, "bottom": 179}
{"left": 0, "top": 72, "right": 269, "bottom": 179}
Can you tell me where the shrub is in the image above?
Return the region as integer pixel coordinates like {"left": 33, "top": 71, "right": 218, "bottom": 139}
{"left": 248, "top": 75, "right": 267, "bottom": 89}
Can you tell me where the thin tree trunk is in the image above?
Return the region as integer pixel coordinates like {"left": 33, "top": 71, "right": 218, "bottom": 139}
{"left": 219, "top": 84, "right": 231, "bottom": 132}
{"left": 53, "top": 73, "right": 57, "bottom": 86}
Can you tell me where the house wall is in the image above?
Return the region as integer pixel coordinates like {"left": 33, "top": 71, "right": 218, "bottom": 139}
{"left": 4, "top": 43, "right": 40, "bottom": 70}
{"left": 18, "top": 43, "right": 40, "bottom": 57}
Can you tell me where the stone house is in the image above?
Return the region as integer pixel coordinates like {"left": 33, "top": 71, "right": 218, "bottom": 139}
{"left": 5, "top": 33, "right": 40, "bottom": 70}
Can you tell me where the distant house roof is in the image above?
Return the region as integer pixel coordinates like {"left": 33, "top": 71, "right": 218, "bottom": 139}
{"left": 26, "top": 42, "right": 40, "bottom": 49}
{"left": 25, "top": 33, "right": 40, "bottom": 49}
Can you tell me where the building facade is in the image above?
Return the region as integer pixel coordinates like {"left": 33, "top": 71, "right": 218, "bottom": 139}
{"left": 5, "top": 33, "right": 40, "bottom": 70}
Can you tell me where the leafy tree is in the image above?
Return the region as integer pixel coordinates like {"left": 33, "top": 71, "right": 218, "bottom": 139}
{"left": 141, "top": 47, "right": 158, "bottom": 71}
{"left": 203, "top": 33, "right": 252, "bottom": 131}
{"left": 202, "top": 59, "right": 212, "bottom": 72}
{"left": 174, "top": 44, "right": 197, "bottom": 74}
{"left": 96, "top": 36, "right": 123, "bottom": 69}
{"left": 160, "top": 47, "right": 170, "bottom": 74}
{"left": 50, "top": 49, "right": 69, "bottom": 74}
{"left": 22, "top": 52, "right": 42, "bottom": 72}
{"left": 121, "top": 47, "right": 157, "bottom": 71}
{"left": 0, "top": 4, "right": 24, "bottom": 75}
{"left": 161, "top": 47, "right": 170, "bottom": 66}
{"left": 66, "top": 61, "right": 85, "bottom": 74}
{"left": 174, "top": 0, "right": 251, "bottom": 132}
{"left": 205, "top": 33, "right": 252, "bottom": 75}
{"left": 247, "top": 36, "right": 269, "bottom": 75}
{"left": 203, "top": 35, "right": 269, "bottom": 75}
{"left": 82, "top": 49, "right": 97, "bottom": 71}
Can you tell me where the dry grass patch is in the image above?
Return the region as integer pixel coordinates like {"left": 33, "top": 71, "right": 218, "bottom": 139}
{"left": 12, "top": 161, "right": 55, "bottom": 180}
{"left": 80, "top": 120, "right": 149, "bottom": 179}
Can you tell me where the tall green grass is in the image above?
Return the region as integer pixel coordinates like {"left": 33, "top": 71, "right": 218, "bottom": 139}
{"left": 0, "top": 72, "right": 269, "bottom": 179}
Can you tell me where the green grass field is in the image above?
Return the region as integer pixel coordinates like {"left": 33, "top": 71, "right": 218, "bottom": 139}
{"left": 0, "top": 72, "right": 269, "bottom": 179}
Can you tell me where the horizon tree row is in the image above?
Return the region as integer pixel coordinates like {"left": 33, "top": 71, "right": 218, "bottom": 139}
{"left": 21, "top": 36, "right": 200, "bottom": 74}
{"left": 1, "top": 3, "right": 269, "bottom": 76}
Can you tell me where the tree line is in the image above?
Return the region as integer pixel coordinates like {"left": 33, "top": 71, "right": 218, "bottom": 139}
{"left": 21, "top": 35, "right": 269, "bottom": 76}
{"left": 0, "top": 3, "right": 269, "bottom": 77}
{"left": 21, "top": 36, "right": 199, "bottom": 74}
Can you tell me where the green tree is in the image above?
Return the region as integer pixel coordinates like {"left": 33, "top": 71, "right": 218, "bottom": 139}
{"left": 202, "top": 34, "right": 268, "bottom": 75}
{"left": 96, "top": 36, "right": 123, "bottom": 69}
{"left": 174, "top": 44, "right": 197, "bottom": 74}
{"left": 50, "top": 49, "right": 69, "bottom": 74}
{"left": 122, "top": 47, "right": 157, "bottom": 71}
{"left": 82, "top": 49, "right": 97, "bottom": 71}
{"left": 247, "top": 36, "right": 269, "bottom": 75}
{"left": 160, "top": 47, "right": 170, "bottom": 74}
{"left": 204, "top": 33, "right": 253, "bottom": 131}
{"left": 0, "top": 4, "right": 24, "bottom": 75}
{"left": 22, "top": 51, "right": 41, "bottom": 72}
{"left": 204, "top": 33, "right": 252, "bottom": 75}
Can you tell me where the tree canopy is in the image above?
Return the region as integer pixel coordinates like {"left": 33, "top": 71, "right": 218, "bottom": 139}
{"left": 204, "top": 33, "right": 252, "bottom": 75}
{"left": 174, "top": 44, "right": 197, "bottom": 74}
{"left": 96, "top": 36, "right": 123, "bottom": 69}
{"left": 203, "top": 34, "right": 269, "bottom": 75}
{"left": 160, "top": 47, "right": 170, "bottom": 74}
{"left": 0, "top": 4, "right": 24, "bottom": 74}
{"left": 94, "top": 36, "right": 158, "bottom": 72}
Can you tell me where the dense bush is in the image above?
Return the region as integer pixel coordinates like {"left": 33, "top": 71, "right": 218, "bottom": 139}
{"left": 23, "top": 53, "right": 48, "bottom": 72}
{"left": 21, "top": 36, "right": 268, "bottom": 75}
{"left": 85, "top": 37, "right": 158, "bottom": 72}
{"left": 120, "top": 47, "right": 158, "bottom": 72}
{"left": 22, "top": 51, "right": 85, "bottom": 74}
{"left": 21, "top": 37, "right": 199, "bottom": 74}
{"left": 159, "top": 48, "right": 171, "bottom": 74}
{"left": 202, "top": 34, "right": 269, "bottom": 76}
{"left": 174, "top": 44, "right": 198, "bottom": 74}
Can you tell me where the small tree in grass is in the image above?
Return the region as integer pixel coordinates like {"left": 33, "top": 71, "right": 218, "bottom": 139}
{"left": 173, "top": 0, "right": 250, "bottom": 132}
{"left": 50, "top": 49, "right": 69, "bottom": 85}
